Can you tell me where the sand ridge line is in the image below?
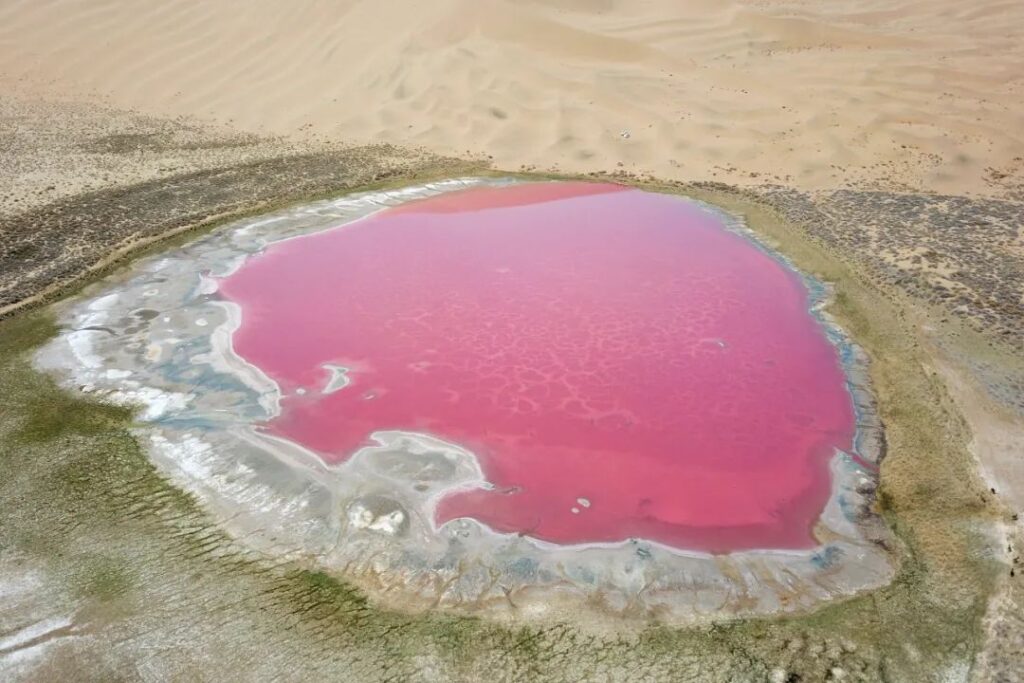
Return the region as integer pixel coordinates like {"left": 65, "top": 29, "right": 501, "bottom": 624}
{"left": 1, "top": 0, "right": 1022, "bottom": 196}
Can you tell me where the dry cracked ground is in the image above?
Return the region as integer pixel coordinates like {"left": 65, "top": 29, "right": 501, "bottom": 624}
{"left": 1, "top": 97, "right": 1023, "bottom": 681}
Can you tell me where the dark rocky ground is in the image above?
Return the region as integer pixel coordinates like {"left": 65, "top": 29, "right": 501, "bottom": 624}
{"left": 761, "top": 188, "right": 1023, "bottom": 348}
{"left": 759, "top": 187, "right": 1024, "bottom": 410}
{"left": 0, "top": 147, "right": 481, "bottom": 318}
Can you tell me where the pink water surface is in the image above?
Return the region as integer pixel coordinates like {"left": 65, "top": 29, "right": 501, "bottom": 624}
{"left": 218, "top": 182, "right": 855, "bottom": 553}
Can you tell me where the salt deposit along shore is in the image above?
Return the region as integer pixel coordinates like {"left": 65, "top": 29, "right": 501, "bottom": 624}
{"left": 34, "top": 179, "right": 895, "bottom": 625}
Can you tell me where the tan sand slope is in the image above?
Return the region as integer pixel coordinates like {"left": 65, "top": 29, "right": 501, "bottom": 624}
{"left": 1, "top": 0, "right": 1022, "bottom": 195}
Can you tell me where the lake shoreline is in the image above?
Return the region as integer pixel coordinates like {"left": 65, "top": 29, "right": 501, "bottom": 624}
{"left": 0, "top": 107, "right": 1021, "bottom": 679}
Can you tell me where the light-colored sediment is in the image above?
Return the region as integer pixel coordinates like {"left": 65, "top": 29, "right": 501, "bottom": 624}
{"left": 1, "top": 0, "right": 1022, "bottom": 197}
{"left": 935, "top": 358, "right": 1024, "bottom": 512}
{"left": 929, "top": 345, "right": 1024, "bottom": 683}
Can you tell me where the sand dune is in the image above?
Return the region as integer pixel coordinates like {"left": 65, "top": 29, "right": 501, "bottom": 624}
{"left": 1, "top": 0, "right": 1022, "bottom": 194}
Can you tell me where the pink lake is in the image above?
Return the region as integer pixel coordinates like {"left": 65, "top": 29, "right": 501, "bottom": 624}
{"left": 218, "top": 182, "right": 855, "bottom": 553}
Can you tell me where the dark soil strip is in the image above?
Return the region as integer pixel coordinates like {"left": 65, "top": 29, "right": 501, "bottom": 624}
{"left": 0, "top": 145, "right": 482, "bottom": 318}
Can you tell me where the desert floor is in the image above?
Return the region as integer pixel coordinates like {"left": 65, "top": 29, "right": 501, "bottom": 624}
{"left": 1, "top": 0, "right": 1023, "bottom": 199}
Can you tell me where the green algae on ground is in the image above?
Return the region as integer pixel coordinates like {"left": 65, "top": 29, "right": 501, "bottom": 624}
{"left": 70, "top": 556, "right": 137, "bottom": 603}
{"left": 0, "top": 176, "right": 1005, "bottom": 681}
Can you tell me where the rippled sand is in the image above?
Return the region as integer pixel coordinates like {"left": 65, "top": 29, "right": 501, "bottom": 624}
{"left": 1, "top": 0, "right": 1022, "bottom": 196}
